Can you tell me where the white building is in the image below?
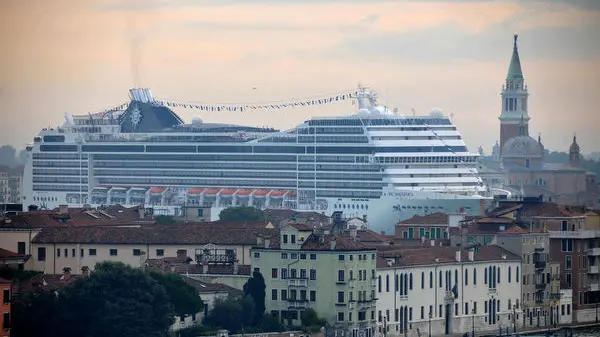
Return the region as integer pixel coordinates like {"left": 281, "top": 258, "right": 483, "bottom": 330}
{"left": 376, "top": 245, "right": 522, "bottom": 337}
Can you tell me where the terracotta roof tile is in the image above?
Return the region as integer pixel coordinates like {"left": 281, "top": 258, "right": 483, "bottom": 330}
{"left": 20, "top": 273, "right": 80, "bottom": 292}
{"left": 32, "top": 223, "right": 277, "bottom": 245}
{"left": 182, "top": 276, "right": 243, "bottom": 295}
{"left": 397, "top": 212, "right": 449, "bottom": 226}
{"left": 377, "top": 245, "right": 520, "bottom": 268}
{"left": 300, "top": 234, "right": 375, "bottom": 251}
{"left": 145, "top": 258, "right": 251, "bottom": 276}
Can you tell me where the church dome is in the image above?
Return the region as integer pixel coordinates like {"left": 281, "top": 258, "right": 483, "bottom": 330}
{"left": 502, "top": 136, "right": 543, "bottom": 158}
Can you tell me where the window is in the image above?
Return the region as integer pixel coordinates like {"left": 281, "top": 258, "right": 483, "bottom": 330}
{"left": 484, "top": 268, "right": 488, "bottom": 284}
{"left": 110, "top": 249, "right": 118, "bottom": 256}
{"left": 378, "top": 275, "right": 382, "bottom": 292}
{"left": 56, "top": 248, "right": 61, "bottom": 258}
{"left": 300, "top": 253, "right": 306, "bottom": 260}
{"left": 429, "top": 271, "right": 433, "bottom": 288}
{"left": 337, "top": 291, "right": 344, "bottom": 303}
{"left": 473, "top": 268, "right": 477, "bottom": 285}
{"left": 89, "top": 248, "right": 97, "bottom": 256}
{"left": 310, "top": 290, "right": 316, "bottom": 301}
{"left": 516, "top": 266, "right": 519, "bottom": 280}
{"left": 508, "top": 266, "right": 512, "bottom": 283}
{"left": 2, "top": 313, "right": 9, "bottom": 330}
{"left": 310, "top": 269, "right": 316, "bottom": 280}
{"left": 3, "top": 289, "right": 9, "bottom": 304}
{"left": 80, "top": 249, "right": 84, "bottom": 257}
{"left": 338, "top": 312, "right": 344, "bottom": 322}
{"left": 291, "top": 235, "right": 296, "bottom": 244}
{"left": 133, "top": 249, "right": 142, "bottom": 256}
{"left": 156, "top": 249, "right": 164, "bottom": 257}
{"left": 283, "top": 234, "right": 288, "bottom": 244}
{"left": 566, "top": 273, "right": 572, "bottom": 287}
{"left": 565, "top": 256, "right": 572, "bottom": 270}
{"left": 17, "top": 242, "right": 26, "bottom": 255}
{"left": 253, "top": 252, "right": 260, "bottom": 258}
{"left": 72, "top": 248, "right": 75, "bottom": 257}
{"left": 421, "top": 272, "right": 425, "bottom": 289}
{"left": 386, "top": 275, "right": 390, "bottom": 292}
{"left": 271, "top": 289, "right": 277, "bottom": 300}
{"left": 339, "top": 254, "right": 345, "bottom": 261}
{"left": 338, "top": 270, "right": 345, "bottom": 282}
{"left": 310, "top": 254, "right": 316, "bottom": 260}
{"left": 465, "top": 269, "right": 469, "bottom": 285}
{"left": 64, "top": 249, "right": 68, "bottom": 257}
{"left": 281, "top": 290, "right": 287, "bottom": 300}
{"left": 473, "top": 302, "right": 477, "bottom": 314}
{"left": 37, "top": 247, "right": 46, "bottom": 261}
{"left": 561, "top": 239, "right": 573, "bottom": 252}
{"left": 271, "top": 268, "right": 278, "bottom": 279}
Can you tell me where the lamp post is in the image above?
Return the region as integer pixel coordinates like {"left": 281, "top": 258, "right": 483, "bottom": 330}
{"left": 428, "top": 312, "right": 432, "bottom": 337}
{"left": 471, "top": 308, "right": 475, "bottom": 337}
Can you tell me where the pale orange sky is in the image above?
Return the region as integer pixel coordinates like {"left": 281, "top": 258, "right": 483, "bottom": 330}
{"left": 0, "top": 0, "right": 599, "bottom": 154}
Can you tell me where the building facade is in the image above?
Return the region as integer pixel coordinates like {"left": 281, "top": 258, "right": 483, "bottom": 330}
{"left": 376, "top": 246, "right": 522, "bottom": 337}
{"left": 251, "top": 224, "right": 378, "bottom": 337}
{"left": 0, "top": 278, "right": 11, "bottom": 337}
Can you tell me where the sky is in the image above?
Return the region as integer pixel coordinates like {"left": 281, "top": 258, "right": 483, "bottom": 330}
{"left": 0, "top": 0, "right": 599, "bottom": 155}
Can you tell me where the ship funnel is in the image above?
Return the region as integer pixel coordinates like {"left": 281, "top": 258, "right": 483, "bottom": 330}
{"left": 129, "top": 88, "right": 154, "bottom": 103}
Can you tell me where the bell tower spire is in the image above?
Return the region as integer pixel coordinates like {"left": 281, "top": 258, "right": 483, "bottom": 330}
{"left": 499, "top": 34, "right": 530, "bottom": 154}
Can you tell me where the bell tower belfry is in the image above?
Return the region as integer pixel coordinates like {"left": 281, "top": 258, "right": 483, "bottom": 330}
{"left": 499, "top": 34, "right": 529, "bottom": 154}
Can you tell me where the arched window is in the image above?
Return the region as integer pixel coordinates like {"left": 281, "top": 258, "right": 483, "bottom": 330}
{"left": 464, "top": 269, "right": 469, "bottom": 286}
{"left": 395, "top": 274, "right": 399, "bottom": 292}
{"left": 473, "top": 268, "right": 477, "bottom": 285}
{"left": 439, "top": 270, "right": 442, "bottom": 288}
{"left": 508, "top": 266, "right": 512, "bottom": 283}
{"left": 497, "top": 267, "right": 501, "bottom": 284}
{"left": 386, "top": 274, "right": 390, "bottom": 292}
{"left": 429, "top": 271, "right": 433, "bottom": 288}
{"left": 484, "top": 267, "right": 488, "bottom": 284}
{"left": 421, "top": 272, "right": 425, "bottom": 289}
{"left": 404, "top": 274, "right": 409, "bottom": 294}
{"left": 378, "top": 275, "right": 382, "bottom": 293}
{"left": 409, "top": 273, "right": 413, "bottom": 290}
{"left": 516, "top": 266, "right": 520, "bottom": 281}
{"left": 454, "top": 269, "right": 458, "bottom": 286}
{"left": 399, "top": 274, "right": 404, "bottom": 295}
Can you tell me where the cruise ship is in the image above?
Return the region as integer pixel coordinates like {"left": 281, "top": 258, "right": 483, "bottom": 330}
{"left": 23, "top": 87, "right": 489, "bottom": 233}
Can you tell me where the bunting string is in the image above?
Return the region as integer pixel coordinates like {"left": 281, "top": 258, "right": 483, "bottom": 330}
{"left": 153, "top": 89, "right": 359, "bottom": 113}
{"left": 87, "top": 89, "right": 359, "bottom": 116}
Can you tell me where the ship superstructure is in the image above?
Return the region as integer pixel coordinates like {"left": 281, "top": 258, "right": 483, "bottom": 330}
{"left": 23, "top": 87, "right": 488, "bottom": 232}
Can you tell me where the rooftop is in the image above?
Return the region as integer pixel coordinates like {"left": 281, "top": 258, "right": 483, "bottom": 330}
{"left": 182, "top": 276, "right": 244, "bottom": 295}
{"left": 397, "top": 212, "right": 449, "bottom": 226}
{"left": 32, "top": 222, "right": 277, "bottom": 245}
{"left": 377, "top": 245, "right": 520, "bottom": 269}
{"left": 145, "top": 258, "right": 251, "bottom": 276}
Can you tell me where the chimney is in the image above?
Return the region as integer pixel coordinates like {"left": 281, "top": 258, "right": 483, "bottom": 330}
{"left": 455, "top": 250, "right": 461, "bottom": 262}
{"left": 256, "top": 236, "right": 264, "bottom": 247}
{"left": 468, "top": 250, "right": 474, "bottom": 261}
{"left": 264, "top": 238, "right": 271, "bottom": 249}
{"left": 202, "top": 261, "right": 209, "bottom": 274}
{"left": 350, "top": 226, "right": 357, "bottom": 241}
{"left": 58, "top": 204, "right": 69, "bottom": 214}
{"left": 330, "top": 238, "right": 337, "bottom": 250}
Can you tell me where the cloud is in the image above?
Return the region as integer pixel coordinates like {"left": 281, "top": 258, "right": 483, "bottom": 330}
{"left": 335, "top": 21, "right": 600, "bottom": 63}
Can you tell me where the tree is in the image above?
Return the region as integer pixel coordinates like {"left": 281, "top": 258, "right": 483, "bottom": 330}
{"left": 219, "top": 206, "right": 265, "bottom": 222}
{"left": 12, "top": 261, "right": 174, "bottom": 337}
{"left": 203, "top": 295, "right": 255, "bottom": 333}
{"left": 243, "top": 270, "right": 266, "bottom": 324}
{"left": 149, "top": 271, "right": 204, "bottom": 317}
{"left": 301, "top": 308, "right": 327, "bottom": 333}
{"left": 155, "top": 215, "right": 177, "bottom": 224}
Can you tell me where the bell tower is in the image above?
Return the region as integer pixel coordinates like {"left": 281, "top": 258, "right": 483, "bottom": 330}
{"left": 499, "top": 34, "right": 529, "bottom": 154}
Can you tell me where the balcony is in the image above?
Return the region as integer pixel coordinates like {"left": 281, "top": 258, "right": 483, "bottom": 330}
{"left": 488, "top": 288, "right": 497, "bottom": 295}
{"left": 535, "top": 260, "right": 547, "bottom": 270}
{"left": 550, "top": 293, "right": 561, "bottom": 301}
{"left": 288, "top": 279, "right": 308, "bottom": 287}
{"left": 589, "top": 266, "right": 600, "bottom": 274}
{"left": 549, "top": 230, "right": 600, "bottom": 239}
{"left": 535, "top": 283, "right": 546, "bottom": 290}
{"left": 588, "top": 248, "right": 600, "bottom": 256}
{"left": 287, "top": 300, "right": 308, "bottom": 309}
{"left": 589, "top": 283, "right": 600, "bottom": 292}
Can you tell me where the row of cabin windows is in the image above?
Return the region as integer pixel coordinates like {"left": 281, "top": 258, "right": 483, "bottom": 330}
{"left": 377, "top": 266, "right": 520, "bottom": 292}
{"left": 37, "top": 247, "right": 172, "bottom": 260}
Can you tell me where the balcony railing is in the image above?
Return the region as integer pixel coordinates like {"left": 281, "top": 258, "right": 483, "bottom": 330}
{"left": 287, "top": 300, "right": 308, "bottom": 309}
{"left": 589, "top": 266, "right": 600, "bottom": 274}
{"left": 588, "top": 248, "right": 600, "bottom": 256}
{"left": 535, "top": 283, "right": 546, "bottom": 290}
{"left": 549, "top": 230, "right": 600, "bottom": 239}
{"left": 288, "top": 279, "right": 308, "bottom": 287}
{"left": 550, "top": 293, "right": 561, "bottom": 300}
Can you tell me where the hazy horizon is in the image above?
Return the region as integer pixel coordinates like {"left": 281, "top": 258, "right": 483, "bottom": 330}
{"left": 1, "top": 0, "right": 599, "bottom": 154}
